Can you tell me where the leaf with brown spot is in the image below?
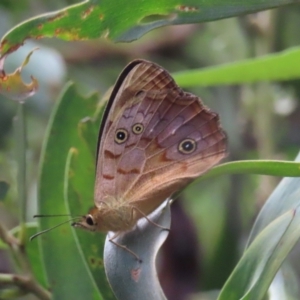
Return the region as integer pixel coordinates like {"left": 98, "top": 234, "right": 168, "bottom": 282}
{"left": 1, "top": 0, "right": 299, "bottom": 57}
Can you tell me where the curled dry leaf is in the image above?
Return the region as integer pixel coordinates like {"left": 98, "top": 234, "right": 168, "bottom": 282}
{"left": 0, "top": 48, "right": 39, "bottom": 102}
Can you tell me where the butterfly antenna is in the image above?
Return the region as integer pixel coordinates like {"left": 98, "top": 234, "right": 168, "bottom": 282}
{"left": 30, "top": 217, "right": 81, "bottom": 241}
{"left": 33, "top": 214, "right": 72, "bottom": 218}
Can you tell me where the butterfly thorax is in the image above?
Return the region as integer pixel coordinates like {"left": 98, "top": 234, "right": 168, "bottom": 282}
{"left": 93, "top": 203, "right": 136, "bottom": 232}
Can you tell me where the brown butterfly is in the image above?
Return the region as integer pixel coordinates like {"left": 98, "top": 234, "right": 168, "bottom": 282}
{"left": 72, "top": 60, "right": 227, "bottom": 246}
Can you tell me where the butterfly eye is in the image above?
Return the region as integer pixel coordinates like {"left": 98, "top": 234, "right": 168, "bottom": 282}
{"left": 115, "top": 129, "right": 129, "bottom": 144}
{"left": 132, "top": 123, "right": 144, "bottom": 135}
{"left": 86, "top": 215, "right": 95, "bottom": 226}
{"left": 178, "top": 138, "right": 197, "bottom": 154}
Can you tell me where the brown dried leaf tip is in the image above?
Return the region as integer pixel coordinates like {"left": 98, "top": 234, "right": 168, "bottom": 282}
{"left": 0, "top": 48, "right": 39, "bottom": 102}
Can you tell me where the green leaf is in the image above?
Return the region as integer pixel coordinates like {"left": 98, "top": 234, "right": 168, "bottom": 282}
{"left": 0, "top": 181, "right": 9, "bottom": 201}
{"left": 38, "top": 82, "right": 104, "bottom": 299}
{"left": 64, "top": 117, "right": 115, "bottom": 299}
{"left": 217, "top": 152, "right": 300, "bottom": 300}
{"left": 247, "top": 152, "right": 300, "bottom": 245}
{"left": 268, "top": 263, "right": 300, "bottom": 300}
{"left": 173, "top": 47, "right": 300, "bottom": 86}
{"left": 191, "top": 159, "right": 300, "bottom": 185}
{"left": 218, "top": 209, "right": 300, "bottom": 300}
{"left": 1, "top": 0, "right": 299, "bottom": 56}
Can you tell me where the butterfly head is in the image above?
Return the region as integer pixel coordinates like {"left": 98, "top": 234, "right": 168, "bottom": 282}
{"left": 72, "top": 207, "right": 103, "bottom": 232}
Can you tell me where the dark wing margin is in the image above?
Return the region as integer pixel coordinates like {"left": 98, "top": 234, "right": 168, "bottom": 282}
{"left": 95, "top": 60, "right": 146, "bottom": 165}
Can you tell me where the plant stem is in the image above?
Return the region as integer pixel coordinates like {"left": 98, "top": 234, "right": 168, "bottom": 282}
{"left": 251, "top": 10, "right": 278, "bottom": 205}
{"left": 15, "top": 102, "right": 27, "bottom": 243}
{"left": 0, "top": 222, "right": 51, "bottom": 300}
{"left": 0, "top": 273, "right": 51, "bottom": 300}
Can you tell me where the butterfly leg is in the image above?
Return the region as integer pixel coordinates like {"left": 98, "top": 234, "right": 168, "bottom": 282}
{"left": 109, "top": 233, "right": 142, "bottom": 263}
{"left": 132, "top": 206, "right": 170, "bottom": 232}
